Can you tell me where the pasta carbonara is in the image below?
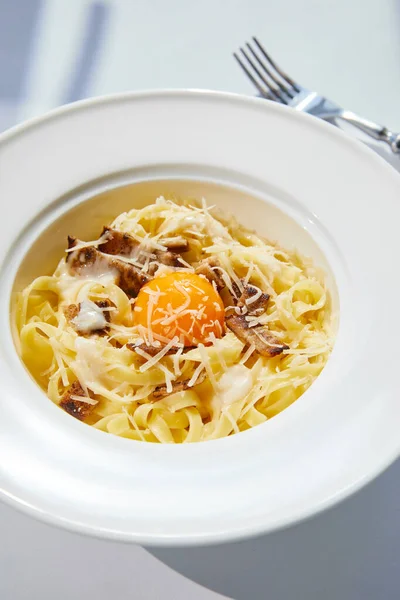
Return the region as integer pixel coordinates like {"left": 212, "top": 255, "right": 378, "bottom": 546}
{"left": 15, "top": 197, "right": 334, "bottom": 443}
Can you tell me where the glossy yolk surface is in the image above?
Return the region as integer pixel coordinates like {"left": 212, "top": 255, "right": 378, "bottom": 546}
{"left": 133, "top": 272, "right": 225, "bottom": 346}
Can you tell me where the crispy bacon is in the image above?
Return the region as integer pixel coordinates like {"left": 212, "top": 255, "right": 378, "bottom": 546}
{"left": 97, "top": 228, "right": 185, "bottom": 275}
{"left": 195, "top": 257, "right": 225, "bottom": 291}
{"left": 151, "top": 250, "right": 182, "bottom": 272}
{"left": 226, "top": 313, "right": 288, "bottom": 358}
{"left": 237, "top": 283, "right": 270, "bottom": 315}
{"left": 59, "top": 381, "right": 95, "bottom": 421}
{"left": 67, "top": 237, "right": 149, "bottom": 297}
{"left": 66, "top": 238, "right": 101, "bottom": 269}
{"left": 98, "top": 227, "right": 139, "bottom": 256}
{"left": 114, "top": 257, "right": 150, "bottom": 297}
{"left": 159, "top": 236, "right": 189, "bottom": 252}
{"left": 99, "top": 228, "right": 189, "bottom": 257}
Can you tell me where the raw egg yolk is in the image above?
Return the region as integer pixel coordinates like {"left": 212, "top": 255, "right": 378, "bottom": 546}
{"left": 134, "top": 272, "right": 225, "bottom": 346}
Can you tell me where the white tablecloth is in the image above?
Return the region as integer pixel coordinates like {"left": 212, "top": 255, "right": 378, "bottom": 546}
{"left": 1, "top": 1, "right": 399, "bottom": 599}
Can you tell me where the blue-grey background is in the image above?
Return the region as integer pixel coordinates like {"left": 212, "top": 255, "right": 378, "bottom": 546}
{"left": 0, "top": 1, "right": 399, "bottom": 599}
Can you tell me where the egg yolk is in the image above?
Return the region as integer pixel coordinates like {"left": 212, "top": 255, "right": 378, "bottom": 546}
{"left": 134, "top": 272, "right": 225, "bottom": 346}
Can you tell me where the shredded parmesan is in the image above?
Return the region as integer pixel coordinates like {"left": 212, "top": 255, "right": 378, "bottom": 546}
{"left": 177, "top": 257, "right": 194, "bottom": 269}
{"left": 245, "top": 286, "right": 263, "bottom": 306}
{"left": 240, "top": 343, "right": 256, "bottom": 364}
{"left": 245, "top": 315, "right": 262, "bottom": 328}
{"left": 213, "top": 265, "right": 241, "bottom": 298}
{"left": 188, "top": 363, "right": 205, "bottom": 387}
{"left": 197, "top": 343, "right": 218, "bottom": 392}
{"left": 172, "top": 347, "right": 183, "bottom": 377}
{"left": 64, "top": 232, "right": 110, "bottom": 253}
{"left": 49, "top": 340, "right": 69, "bottom": 387}
{"left": 136, "top": 336, "right": 180, "bottom": 372}
{"left": 244, "top": 262, "right": 255, "bottom": 285}
{"left": 70, "top": 394, "right": 98, "bottom": 405}
{"left": 158, "top": 363, "right": 174, "bottom": 393}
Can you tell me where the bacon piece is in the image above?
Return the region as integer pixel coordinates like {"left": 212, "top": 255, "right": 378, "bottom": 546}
{"left": 159, "top": 236, "right": 189, "bottom": 253}
{"left": 59, "top": 381, "right": 95, "bottom": 421}
{"left": 66, "top": 237, "right": 102, "bottom": 270}
{"left": 95, "top": 298, "right": 114, "bottom": 318}
{"left": 195, "top": 257, "right": 225, "bottom": 291}
{"left": 154, "top": 250, "right": 182, "bottom": 268}
{"left": 225, "top": 313, "right": 288, "bottom": 358}
{"left": 237, "top": 283, "right": 270, "bottom": 315}
{"left": 153, "top": 371, "right": 206, "bottom": 399}
{"left": 97, "top": 228, "right": 185, "bottom": 275}
{"left": 67, "top": 237, "right": 149, "bottom": 297}
{"left": 114, "top": 257, "right": 150, "bottom": 297}
{"left": 99, "top": 228, "right": 189, "bottom": 258}
{"left": 98, "top": 227, "right": 139, "bottom": 256}
{"left": 63, "top": 303, "right": 79, "bottom": 322}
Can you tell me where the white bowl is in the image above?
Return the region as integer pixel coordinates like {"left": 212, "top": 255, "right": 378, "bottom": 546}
{"left": 0, "top": 90, "right": 399, "bottom": 546}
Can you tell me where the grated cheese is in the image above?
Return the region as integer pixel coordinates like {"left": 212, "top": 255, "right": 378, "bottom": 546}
{"left": 172, "top": 347, "right": 183, "bottom": 377}
{"left": 136, "top": 336, "right": 180, "bottom": 372}
{"left": 244, "top": 262, "right": 255, "bottom": 285}
{"left": 240, "top": 343, "right": 256, "bottom": 364}
{"left": 197, "top": 343, "right": 218, "bottom": 392}
{"left": 158, "top": 363, "right": 174, "bottom": 393}
{"left": 64, "top": 232, "right": 110, "bottom": 253}
{"left": 188, "top": 363, "right": 206, "bottom": 387}
{"left": 245, "top": 286, "right": 263, "bottom": 306}
{"left": 245, "top": 315, "right": 263, "bottom": 328}
{"left": 212, "top": 265, "right": 241, "bottom": 298}
{"left": 70, "top": 394, "right": 98, "bottom": 405}
{"left": 49, "top": 339, "right": 69, "bottom": 387}
{"left": 222, "top": 409, "right": 241, "bottom": 434}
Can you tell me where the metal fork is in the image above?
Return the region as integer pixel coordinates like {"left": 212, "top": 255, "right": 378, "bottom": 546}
{"left": 234, "top": 37, "right": 400, "bottom": 154}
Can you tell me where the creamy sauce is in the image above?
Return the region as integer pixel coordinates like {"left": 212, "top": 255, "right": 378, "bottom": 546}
{"left": 73, "top": 337, "right": 107, "bottom": 388}
{"left": 218, "top": 364, "right": 253, "bottom": 406}
{"left": 71, "top": 300, "right": 107, "bottom": 333}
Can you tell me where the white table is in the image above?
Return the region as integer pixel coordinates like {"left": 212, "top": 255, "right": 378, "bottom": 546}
{"left": 1, "top": 1, "right": 399, "bottom": 599}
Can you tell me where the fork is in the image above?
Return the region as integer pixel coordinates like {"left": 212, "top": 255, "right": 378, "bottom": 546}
{"left": 234, "top": 37, "right": 400, "bottom": 154}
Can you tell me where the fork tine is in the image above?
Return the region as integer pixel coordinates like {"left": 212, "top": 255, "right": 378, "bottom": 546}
{"left": 252, "top": 37, "right": 300, "bottom": 93}
{"left": 233, "top": 52, "right": 271, "bottom": 99}
{"left": 246, "top": 43, "right": 294, "bottom": 99}
{"left": 239, "top": 47, "right": 285, "bottom": 102}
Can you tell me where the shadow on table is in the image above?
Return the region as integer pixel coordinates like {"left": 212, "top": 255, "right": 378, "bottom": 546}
{"left": 149, "top": 458, "right": 400, "bottom": 600}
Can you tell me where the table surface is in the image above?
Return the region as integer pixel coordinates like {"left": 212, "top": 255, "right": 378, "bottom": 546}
{"left": 1, "top": 1, "right": 399, "bottom": 599}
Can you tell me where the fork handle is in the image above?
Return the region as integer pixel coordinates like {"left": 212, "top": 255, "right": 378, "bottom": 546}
{"left": 335, "top": 111, "right": 400, "bottom": 153}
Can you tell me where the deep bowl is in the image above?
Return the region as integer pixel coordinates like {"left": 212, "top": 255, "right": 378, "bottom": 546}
{"left": 0, "top": 90, "right": 399, "bottom": 546}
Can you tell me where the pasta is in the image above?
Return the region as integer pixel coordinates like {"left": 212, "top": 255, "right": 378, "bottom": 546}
{"left": 15, "top": 197, "right": 335, "bottom": 443}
